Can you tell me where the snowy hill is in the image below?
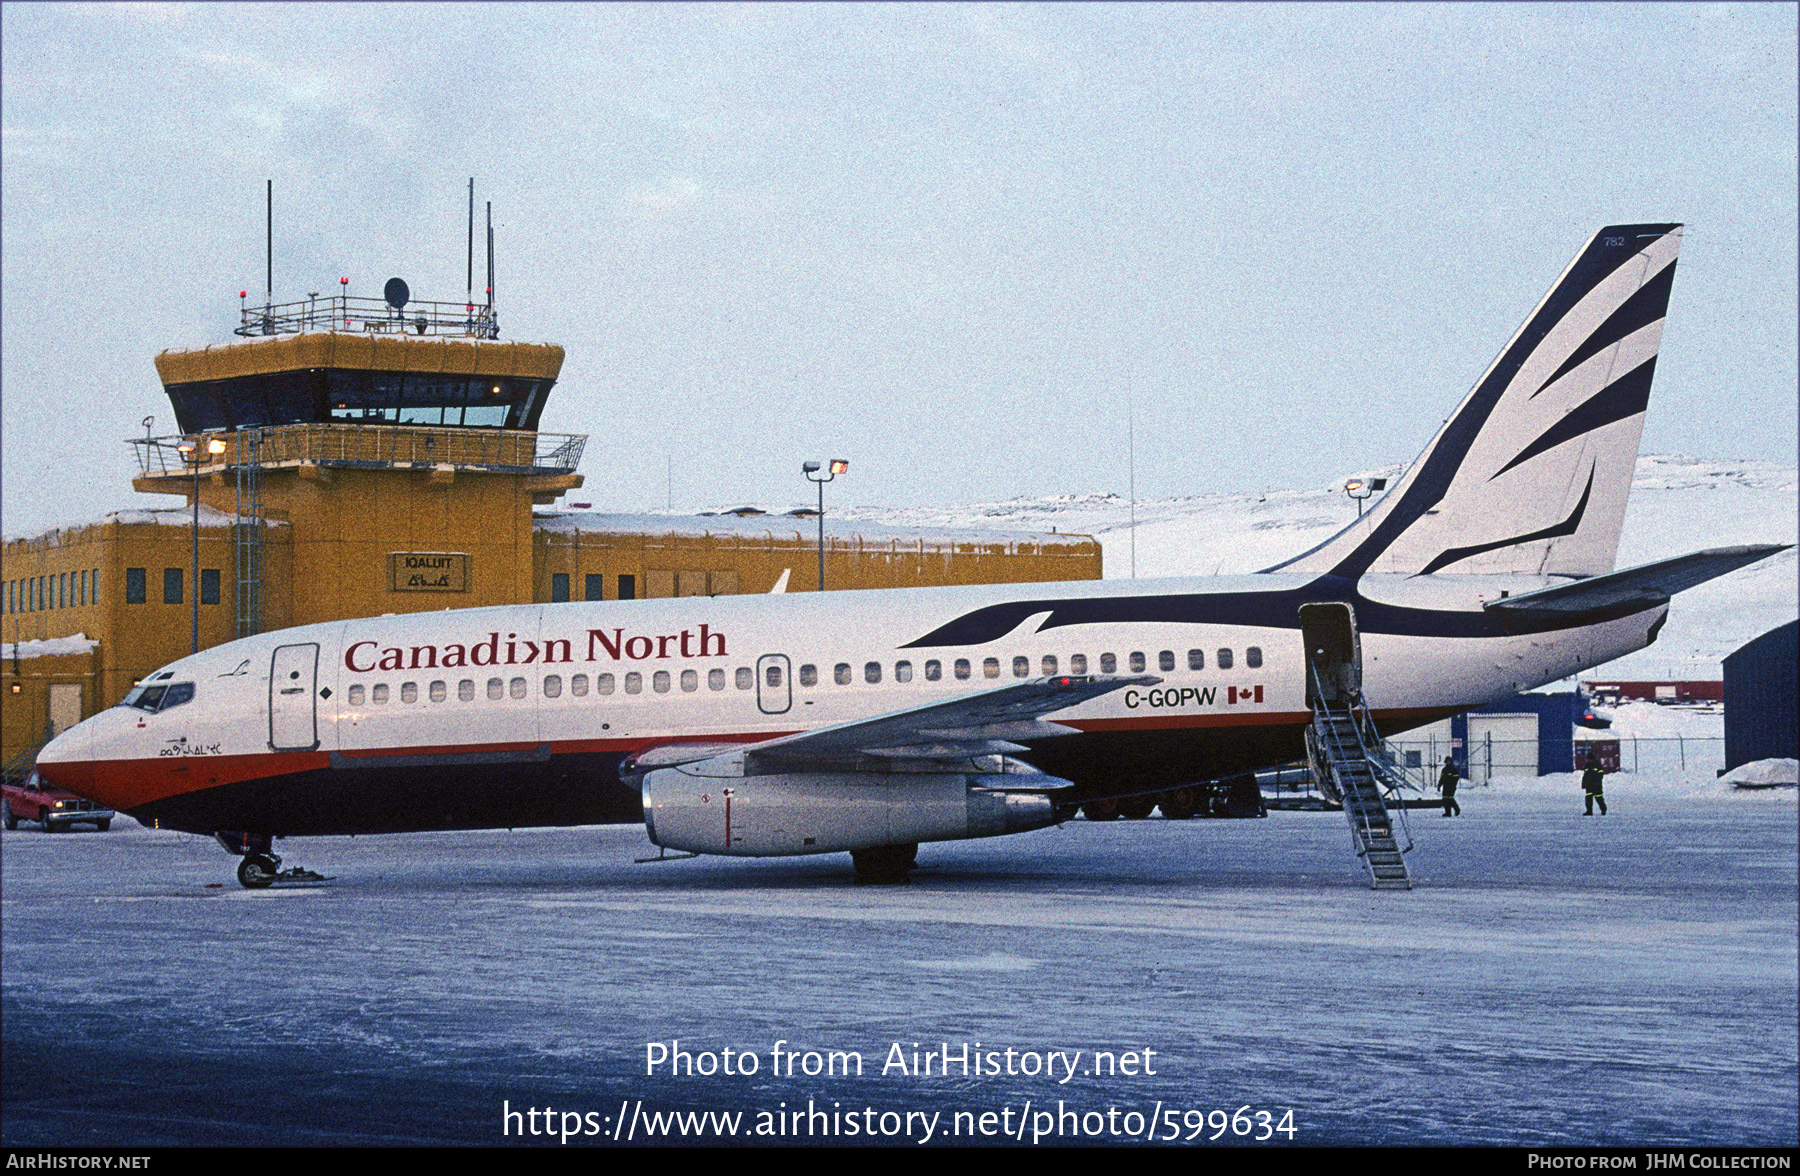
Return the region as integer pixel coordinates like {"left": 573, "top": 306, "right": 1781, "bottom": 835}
{"left": 820, "top": 453, "right": 1797, "bottom": 681}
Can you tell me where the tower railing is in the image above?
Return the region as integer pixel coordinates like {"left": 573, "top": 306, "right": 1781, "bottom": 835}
{"left": 236, "top": 294, "right": 499, "bottom": 339}
{"left": 132, "top": 425, "right": 586, "bottom": 478}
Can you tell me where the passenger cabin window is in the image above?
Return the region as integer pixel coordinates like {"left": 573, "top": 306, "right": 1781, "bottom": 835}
{"left": 430, "top": 680, "right": 447, "bottom": 702}
{"left": 1188, "top": 649, "right": 1205, "bottom": 671}
{"left": 1159, "top": 650, "right": 1175, "bottom": 672}
{"left": 1129, "top": 652, "right": 1146, "bottom": 674}
{"left": 864, "top": 662, "right": 881, "bottom": 684}
{"left": 735, "top": 667, "right": 753, "bottom": 690}
{"left": 544, "top": 675, "right": 563, "bottom": 698}
{"left": 1012, "top": 656, "right": 1029, "bottom": 678}
{"left": 348, "top": 685, "right": 366, "bottom": 707}
{"left": 924, "top": 660, "right": 941, "bottom": 681}
{"left": 834, "top": 663, "right": 852, "bottom": 686}
{"left": 624, "top": 672, "right": 643, "bottom": 695}
{"left": 487, "top": 678, "right": 504, "bottom": 700}
{"left": 1100, "top": 652, "right": 1116, "bottom": 674}
{"left": 954, "top": 659, "right": 971, "bottom": 680}
{"left": 598, "top": 673, "right": 617, "bottom": 695}
{"left": 895, "top": 661, "right": 913, "bottom": 683}
{"left": 983, "top": 658, "right": 1000, "bottom": 679}
{"left": 1070, "top": 654, "right": 1088, "bottom": 675}
{"left": 799, "top": 664, "right": 818, "bottom": 688}
{"left": 653, "top": 671, "right": 670, "bottom": 694}
{"left": 680, "top": 669, "right": 698, "bottom": 692}
{"left": 571, "top": 674, "right": 590, "bottom": 696}
{"left": 1217, "top": 648, "right": 1234, "bottom": 670}
{"left": 459, "top": 679, "right": 475, "bottom": 701}
{"left": 372, "top": 684, "right": 390, "bottom": 704}
{"left": 708, "top": 669, "right": 726, "bottom": 691}
{"left": 401, "top": 682, "right": 418, "bottom": 704}
{"left": 1247, "top": 647, "right": 1263, "bottom": 669}
{"left": 1041, "top": 655, "right": 1058, "bottom": 675}
{"left": 766, "top": 665, "right": 784, "bottom": 688}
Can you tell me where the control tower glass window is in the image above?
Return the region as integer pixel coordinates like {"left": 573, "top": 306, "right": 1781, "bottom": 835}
{"left": 166, "top": 371, "right": 551, "bottom": 433}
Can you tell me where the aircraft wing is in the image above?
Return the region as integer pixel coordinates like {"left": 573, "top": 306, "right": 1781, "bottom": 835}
{"left": 742, "top": 674, "right": 1159, "bottom": 774}
{"left": 1484, "top": 545, "right": 1789, "bottom": 619}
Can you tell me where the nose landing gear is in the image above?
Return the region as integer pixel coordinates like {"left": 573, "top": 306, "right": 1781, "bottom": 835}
{"left": 236, "top": 853, "right": 280, "bottom": 888}
{"left": 216, "top": 832, "right": 331, "bottom": 889}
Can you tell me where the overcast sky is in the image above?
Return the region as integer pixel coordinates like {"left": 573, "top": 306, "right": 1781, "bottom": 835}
{"left": 3, "top": 2, "right": 1795, "bottom": 539}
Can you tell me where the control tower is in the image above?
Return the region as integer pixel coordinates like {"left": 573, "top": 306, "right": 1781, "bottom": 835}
{"left": 131, "top": 285, "right": 584, "bottom": 635}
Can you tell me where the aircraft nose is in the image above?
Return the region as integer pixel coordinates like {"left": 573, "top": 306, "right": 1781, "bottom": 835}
{"left": 32, "top": 719, "right": 94, "bottom": 792}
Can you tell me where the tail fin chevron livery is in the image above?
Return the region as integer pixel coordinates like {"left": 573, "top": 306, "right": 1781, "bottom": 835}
{"left": 1270, "top": 224, "right": 1683, "bottom": 579}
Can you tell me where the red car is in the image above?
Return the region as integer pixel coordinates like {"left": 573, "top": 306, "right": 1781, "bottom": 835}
{"left": 2, "top": 768, "right": 114, "bottom": 832}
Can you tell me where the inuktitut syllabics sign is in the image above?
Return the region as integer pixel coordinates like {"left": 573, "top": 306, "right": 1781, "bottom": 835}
{"left": 390, "top": 552, "right": 470, "bottom": 592}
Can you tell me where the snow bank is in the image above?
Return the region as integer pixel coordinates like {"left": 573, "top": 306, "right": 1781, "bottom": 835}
{"left": 1721, "top": 759, "right": 1799, "bottom": 788}
{"left": 1601, "top": 701, "right": 1725, "bottom": 739}
{"left": 1, "top": 633, "right": 98, "bottom": 660}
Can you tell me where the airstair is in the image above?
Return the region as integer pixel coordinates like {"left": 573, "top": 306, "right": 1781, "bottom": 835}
{"left": 1305, "top": 684, "right": 1416, "bottom": 889}
{"left": 1299, "top": 602, "right": 1417, "bottom": 890}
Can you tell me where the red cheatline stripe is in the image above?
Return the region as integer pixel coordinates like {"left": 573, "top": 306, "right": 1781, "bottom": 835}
{"left": 38, "top": 707, "right": 1449, "bottom": 811}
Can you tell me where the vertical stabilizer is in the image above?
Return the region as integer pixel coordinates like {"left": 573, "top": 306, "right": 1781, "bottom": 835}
{"left": 1272, "top": 224, "right": 1682, "bottom": 579}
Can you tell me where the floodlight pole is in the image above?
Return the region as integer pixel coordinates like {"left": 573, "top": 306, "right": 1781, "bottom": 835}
{"left": 803, "top": 460, "right": 848, "bottom": 591}
{"left": 180, "top": 442, "right": 200, "bottom": 653}
{"left": 1344, "top": 477, "right": 1385, "bottom": 519}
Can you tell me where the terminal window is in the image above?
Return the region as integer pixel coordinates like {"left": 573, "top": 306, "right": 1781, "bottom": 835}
{"left": 618, "top": 575, "right": 637, "bottom": 601}
{"left": 551, "top": 573, "right": 570, "bottom": 603}
{"left": 201, "top": 569, "right": 220, "bottom": 606}
{"left": 126, "top": 568, "right": 147, "bottom": 605}
{"left": 164, "top": 568, "right": 183, "bottom": 605}
{"left": 585, "top": 574, "right": 605, "bottom": 601}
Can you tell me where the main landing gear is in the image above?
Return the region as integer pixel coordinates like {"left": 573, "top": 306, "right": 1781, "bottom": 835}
{"left": 216, "top": 832, "right": 331, "bottom": 889}
{"left": 851, "top": 842, "right": 918, "bottom": 885}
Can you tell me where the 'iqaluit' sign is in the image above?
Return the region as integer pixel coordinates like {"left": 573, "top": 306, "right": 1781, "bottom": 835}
{"left": 389, "top": 552, "right": 470, "bottom": 593}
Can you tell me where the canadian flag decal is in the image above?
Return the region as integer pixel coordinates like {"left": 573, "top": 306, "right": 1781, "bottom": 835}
{"left": 1227, "top": 685, "right": 1264, "bottom": 705}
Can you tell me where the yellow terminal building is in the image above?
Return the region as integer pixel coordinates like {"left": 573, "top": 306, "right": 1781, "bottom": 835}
{"left": 3, "top": 288, "right": 1099, "bottom": 770}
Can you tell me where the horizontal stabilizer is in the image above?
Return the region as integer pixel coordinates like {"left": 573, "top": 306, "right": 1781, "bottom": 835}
{"left": 1484, "top": 545, "right": 1789, "bottom": 617}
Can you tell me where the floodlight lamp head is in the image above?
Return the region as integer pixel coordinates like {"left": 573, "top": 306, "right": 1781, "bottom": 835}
{"left": 802, "top": 461, "right": 821, "bottom": 474}
{"left": 207, "top": 438, "right": 228, "bottom": 455}
{"left": 829, "top": 459, "right": 849, "bottom": 475}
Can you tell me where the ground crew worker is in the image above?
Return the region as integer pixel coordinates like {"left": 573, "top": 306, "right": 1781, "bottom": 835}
{"left": 1582, "top": 754, "right": 1608, "bottom": 815}
{"left": 1438, "top": 754, "right": 1461, "bottom": 817}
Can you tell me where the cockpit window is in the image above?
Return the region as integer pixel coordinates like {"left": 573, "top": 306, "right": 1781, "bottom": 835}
{"left": 117, "top": 681, "right": 194, "bottom": 713}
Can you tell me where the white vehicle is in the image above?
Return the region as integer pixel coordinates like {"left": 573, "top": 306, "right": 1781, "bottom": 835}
{"left": 36, "top": 223, "right": 1784, "bottom": 885}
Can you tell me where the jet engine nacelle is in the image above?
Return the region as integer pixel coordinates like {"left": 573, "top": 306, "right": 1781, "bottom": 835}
{"left": 641, "top": 753, "right": 1062, "bottom": 857}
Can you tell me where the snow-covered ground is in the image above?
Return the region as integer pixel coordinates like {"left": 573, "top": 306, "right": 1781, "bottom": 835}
{"left": 3, "top": 753, "right": 1792, "bottom": 1147}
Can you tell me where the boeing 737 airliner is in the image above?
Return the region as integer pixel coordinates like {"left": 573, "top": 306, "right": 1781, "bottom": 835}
{"left": 34, "top": 223, "right": 1786, "bottom": 886}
